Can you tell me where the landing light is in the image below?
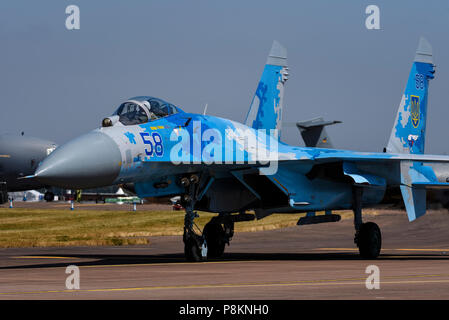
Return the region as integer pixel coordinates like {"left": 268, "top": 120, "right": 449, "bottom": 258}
{"left": 102, "top": 118, "right": 113, "bottom": 127}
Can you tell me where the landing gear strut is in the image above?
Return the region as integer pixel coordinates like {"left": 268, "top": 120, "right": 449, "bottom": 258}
{"left": 181, "top": 175, "right": 207, "bottom": 262}
{"left": 353, "top": 187, "right": 382, "bottom": 259}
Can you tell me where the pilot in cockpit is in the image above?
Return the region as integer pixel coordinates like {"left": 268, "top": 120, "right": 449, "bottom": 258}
{"left": 103, "top": 97, "right": 181, "bottom": 127}
{"left": 115, "top": 102, "right": 148, "bottom": 125}
{"left": 142, "top": 101, "right": 158, "bottom": 121}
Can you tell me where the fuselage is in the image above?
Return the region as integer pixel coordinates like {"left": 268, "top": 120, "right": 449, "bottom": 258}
{"left": 30, "top": 98, "right": 389, "bottom": 214}
{"left": 34, "top": 96, "right": 449, "bottom": 215}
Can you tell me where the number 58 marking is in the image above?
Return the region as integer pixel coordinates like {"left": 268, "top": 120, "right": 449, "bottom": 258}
{"left": 140, "top": 132, "right": 163, "bottom": 157}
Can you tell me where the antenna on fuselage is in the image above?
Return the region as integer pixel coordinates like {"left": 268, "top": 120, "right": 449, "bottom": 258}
{"left": 203, "top": 103, "right": 208, "bottom": 115}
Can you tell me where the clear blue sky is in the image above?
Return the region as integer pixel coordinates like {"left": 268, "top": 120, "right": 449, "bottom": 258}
{"left": 1, "top": 0, "right": 448, "bottom": 153}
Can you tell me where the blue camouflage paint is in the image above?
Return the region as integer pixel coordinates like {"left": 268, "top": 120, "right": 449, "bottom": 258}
{"left": 124, "top": 132, "right": 136, "bottom": 144}
{"left": 390, "top": 61, "right": 435, "bottom": 154}
{"left": 246, "top": 64, "right": 283, "bottom": 131}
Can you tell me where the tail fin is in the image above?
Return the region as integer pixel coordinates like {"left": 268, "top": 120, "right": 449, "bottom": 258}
{"left": 245, "top": 41, "right": 289, "bottom": 138}
{"left": 386, "top": 37, "right": 435, "bottom": 154}
{"left": 296, "top": 117, "right": 342, "bottom": 148}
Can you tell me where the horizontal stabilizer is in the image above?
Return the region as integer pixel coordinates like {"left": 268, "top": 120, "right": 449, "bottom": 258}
{"left": 296, "top": 117, "right": 341, "bottom": 148}
{"left": 296, "top": 118, "right": 342, "bottom": 129}
{"left": 398, "top": 160, "right": 449, "bottom": 221}
{"left": 400, "top": 185, "right": 426, "bottom": 221}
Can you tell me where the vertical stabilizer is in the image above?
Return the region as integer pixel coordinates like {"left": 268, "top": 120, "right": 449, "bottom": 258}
{"left": 245, "top": 41, "right": 289, "bottom": 138}
{"left": 386, "top": 37, "right": 435, "bottom": 154}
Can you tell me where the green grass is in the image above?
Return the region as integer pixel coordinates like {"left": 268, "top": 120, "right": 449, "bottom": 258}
{"left": 0, "top": 207, "right": 355, "bottom": 248}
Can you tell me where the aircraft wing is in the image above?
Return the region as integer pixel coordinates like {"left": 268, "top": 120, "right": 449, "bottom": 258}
{"left": 271, "top": 150, "right": 449, "bottom": 222}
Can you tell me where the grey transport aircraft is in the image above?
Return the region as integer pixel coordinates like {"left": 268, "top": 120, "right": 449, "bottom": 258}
{"left": 296, "top": 117, "right": 341, "bottom": 148}
{"left": 0, "top": 134, "right": 57, "bottom": 204}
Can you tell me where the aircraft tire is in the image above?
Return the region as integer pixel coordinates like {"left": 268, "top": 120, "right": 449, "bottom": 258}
{"left": 184, "top": 237, "right": 202, "bottom": 262}
{"left": 0, "top": 192, "right": 6, "bottom": 205}
{"left": 44, "top": 191, "right": 54, "bottom": 202}
{"left": 0, "top": 183, "right": 7, "bottom": 205}
{"left": 203, "top": 222, "right": 226, "bottom": 258}
{"left": 357, "top": 222, "right": 382, "bottom": 259}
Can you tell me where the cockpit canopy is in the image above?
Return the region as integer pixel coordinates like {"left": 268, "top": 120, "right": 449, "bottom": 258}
{"left": 112, "top": 96, "right": 183, "bottom": 126}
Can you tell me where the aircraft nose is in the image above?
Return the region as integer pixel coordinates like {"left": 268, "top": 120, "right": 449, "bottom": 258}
{"left": 35, "top": 131, "right": 122, "bottom": 189}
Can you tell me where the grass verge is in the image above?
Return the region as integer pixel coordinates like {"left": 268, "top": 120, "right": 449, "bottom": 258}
{"left": 0, "top": 207, "right": 355, "bottom": 248}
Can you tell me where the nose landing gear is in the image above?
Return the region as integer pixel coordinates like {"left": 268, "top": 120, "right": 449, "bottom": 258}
{"left": 203, "top": 221, "right": 226, "bottom": 258}
{"left": 180, "top": 174, "right": 251, "bottom": 261}
{"left": 182, "top": 175, "right": 208, "bottom": 262}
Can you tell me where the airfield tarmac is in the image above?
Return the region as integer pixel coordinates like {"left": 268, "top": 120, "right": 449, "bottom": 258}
{"left": 0, "top": 204, "right": 448, "bottom": 299}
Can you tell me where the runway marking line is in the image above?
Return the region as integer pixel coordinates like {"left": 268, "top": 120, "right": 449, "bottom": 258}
{"left": 7, "top": 247, "right": 449, "bottom": 269}
{"left": 5, "top": 258, "right": 265, "bottom": 269}
{"left": 11, "top": 256, "right": 80, "bottom": 260}
{"left": 81, "top": 259, "right": 264, "bottom": 269}
{"left": 1, "top": 273, "right": 449, "bottom": 296}
{"left": 316, "top": 248, "right": 449, "bottom": 252}
{"left": 9, "top": 246, "right": 449, "bottom": 266}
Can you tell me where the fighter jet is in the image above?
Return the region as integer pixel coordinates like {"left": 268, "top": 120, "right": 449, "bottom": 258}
{"left": 33, "top": 38, "right": 449, "bottom": 261}
{"left": 0, "top": 134, "right": 57, "bottom": 204}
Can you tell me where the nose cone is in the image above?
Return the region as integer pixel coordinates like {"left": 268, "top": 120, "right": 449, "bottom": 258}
{"left": 35, "top": 131, "right": 122, "bottom": 189}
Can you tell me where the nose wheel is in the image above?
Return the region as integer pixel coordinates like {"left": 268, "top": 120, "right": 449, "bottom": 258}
{"left": 184, "top": 230, "right": 207, "bottom": 262}
{"left": 203, "top": 221, "right": 226, "bottom": 258}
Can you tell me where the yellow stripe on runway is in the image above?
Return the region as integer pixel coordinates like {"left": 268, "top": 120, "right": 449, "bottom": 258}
{"left": 393, "top": 248, "right": 449, "bottom": 252}
{"left": 2, "top": 274, "right": 449, "bottom": 296}
{"left": 316, "top": 248, "right": 359, "bottom": 251}
{"left": 316, "top": 248, "right": 449, "bottom": 252}
{"left": 81, "top": 259, "right": 263, "bottom": 269}
{"left": 11, "top": 256, "right": 80, "bottom": 260}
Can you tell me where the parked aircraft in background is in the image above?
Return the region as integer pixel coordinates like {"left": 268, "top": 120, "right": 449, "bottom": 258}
{"left": 0, "top": 134, "right": 57, "bottom": 204}
{"left": 33, "top": 38, "right": 449, "bottom": 261}
{"left": 296, "top": 117, "right": 341, "bottom": 148}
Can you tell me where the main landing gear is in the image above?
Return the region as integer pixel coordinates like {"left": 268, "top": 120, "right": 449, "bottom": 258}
{"left": 353, "top": 187, "right": 382, "bottom": 259}
{"left": 181, "top": 174, "right": 249, "bottom": 262}
{"left": 203, "top": 212, "right": 251, "bottom": 258}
